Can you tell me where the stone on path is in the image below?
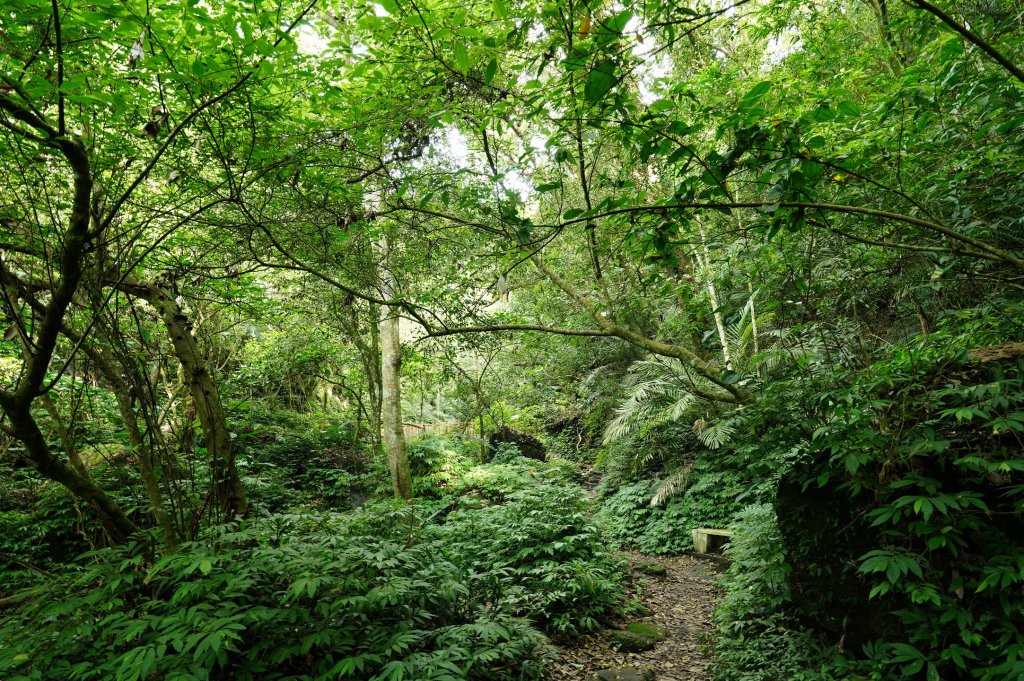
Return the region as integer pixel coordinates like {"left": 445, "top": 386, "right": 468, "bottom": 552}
{"left": 607, "top": 621, "right": 668, "bottom": 652}
{"left": 594, "top": 667, "right": 656, "bottom": 681}
{"left": 633, "top": 561, "right": 668, "bottom": 577}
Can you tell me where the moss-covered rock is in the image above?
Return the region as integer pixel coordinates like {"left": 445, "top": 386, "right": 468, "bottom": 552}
{"left": 633, "top": 561, "right": 667, "bottom": 577}
{"left": 607, "top": 621, "right": 667, "bottom": 652}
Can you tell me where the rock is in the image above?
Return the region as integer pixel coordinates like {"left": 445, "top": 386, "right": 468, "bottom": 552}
{"left": 607, "top": 622, "right": 667, "bottom": 652}
{"left": 487, "top": 426, "right": 546, "bottom": 461}
{"left": 594, "top": 667, "right": 655, "bottom": 681}
{"left": 633, "top": 561, "right": 667, "bottom": 577}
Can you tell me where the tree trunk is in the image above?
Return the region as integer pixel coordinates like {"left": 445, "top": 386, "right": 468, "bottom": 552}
{"left": 88, "top": 330, "right": 179, "bottom": 549}
{"left": 337, "top": 301, "right": 384, "bottom": 458}
{"left": 119, "top": 279, "right": 248, "bottom": 521}
{"left": 39, "top": 393, "right": 90, "bottom": 478}
{"left": 0, "top": 397, "right": 139, "bottom": 544}
{"left": 379, "top": 252, "right": 412, "bottom": 500}
{"left": 698, "top": 225, "right": 733, "bottom": 370}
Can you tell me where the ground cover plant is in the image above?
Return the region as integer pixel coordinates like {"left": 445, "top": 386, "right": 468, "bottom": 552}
{"left": 1, "top": 0, "right": 1023, "bottom": 678}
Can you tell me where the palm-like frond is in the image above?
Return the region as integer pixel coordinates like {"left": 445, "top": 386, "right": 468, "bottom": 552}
{"left": 602, "top": 358, "right": 709, "bottom": 445}
{"left": 693, "top": 417, "right": 736, "bottom": 450}
{"left": 650, "top": 465, "right": 692, "bottom": 506}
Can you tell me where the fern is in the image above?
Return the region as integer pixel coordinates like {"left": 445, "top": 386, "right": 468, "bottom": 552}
{"left": 694, "top": 417, "right": 739, "bottom": 450}
{"left": 650, "top": 466, "right": 692, "bottom": 506}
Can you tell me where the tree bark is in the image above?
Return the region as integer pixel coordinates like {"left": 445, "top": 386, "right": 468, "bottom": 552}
{"left": 118, "top": 279, "right": 248, "bottom": 521}
{"left": 379, "top": 249, "right": 412, "bottom": 499}
{"left": 697, "top": 225, "right": 733, "bottom": 370}
{"left": 79, "top": 319, "right": 179, "bottom": 549}
{"left": 0, "top": 395, "right": 139, "bottom": 543}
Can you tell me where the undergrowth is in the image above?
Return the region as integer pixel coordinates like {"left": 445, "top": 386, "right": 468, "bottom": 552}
{"left": 0, "top": 451, "right": 622, "bottom": 681}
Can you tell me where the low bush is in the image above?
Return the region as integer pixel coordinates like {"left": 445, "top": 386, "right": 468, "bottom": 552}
{"left": 711, "top": 504, "right": 823, "bottom": 681}
{"left": 407, "top": 433, "right": 477, "bottom": 496}
{"left": 594, "top": 454, "right": 750, "bottom": 554}
{"left": 0, "top": 513, "right": 552, "bottom": 681}
{"left": 0, "top": 455, "right": 623, "bottom": 679}
{"left": 779, "top": 314, "right": 1024, "bottom": 680}
{"left": 435, "top": 478, "right": 624, "bottom": 637}
{"left": 233, "top": 404, "right": 371, "bottom": 511}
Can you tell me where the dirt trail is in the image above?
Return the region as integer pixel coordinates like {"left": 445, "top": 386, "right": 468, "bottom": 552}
{"left": 552, "top": 551, "right": 724, "bottom": 680}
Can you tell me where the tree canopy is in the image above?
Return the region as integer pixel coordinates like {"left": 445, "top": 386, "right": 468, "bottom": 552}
{"left": 1, "top": 0, "right": 1023, "bottom": 679}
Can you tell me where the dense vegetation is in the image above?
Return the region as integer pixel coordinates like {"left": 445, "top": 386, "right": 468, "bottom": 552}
{"left": 1, "top": 0, "right": 1022, "bottom": 678}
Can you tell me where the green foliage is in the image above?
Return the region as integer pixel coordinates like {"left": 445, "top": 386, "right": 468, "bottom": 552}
{"left": 595, "top": 444, "right": 755, "bottom": 554}
{"left": 432, "top": 475, "right": 624, "bottom": 637}
{"left": 711, "top": 504, "right": 823, "bottom": 681}
{"left": 790, "top": 306, "right": 1024, "bottom": 680}
{"left": 0, "top": 513, "right": 553, "bottom": 681}
{"left": 710, "top": 304, "right": 1024, "bottom": 681}
{"left": 407, "top": 433, "right": 478, "bottom": 497}
{"left": 234, "top": 404, "right": 371, "bottom": 511}
{"left": 0, "top": 452, "right": 623, "bottom": 678}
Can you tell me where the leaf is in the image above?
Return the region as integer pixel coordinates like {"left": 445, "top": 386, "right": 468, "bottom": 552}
{"left": 492, "top": 0, "right": 508, "bottom": 19}
{"left": 584, "top": 60, "right": 617, "bottom": 105}
{"left": 812, "top": 106, "right": 834, "bottom": 122}
{"left": 606, "top": 10, "right": 633, "bottom": 34}
{"left": 740, "top": 81, "right": 772, "bottom": 109}
{"left": 484, "top": 58, "right": 498, "bottom": 84}
{"left": 837, "top": 100, "right": 861, "bottom": 116}
{"left": 454, "top": 42, "right": 470, "bottom": 74}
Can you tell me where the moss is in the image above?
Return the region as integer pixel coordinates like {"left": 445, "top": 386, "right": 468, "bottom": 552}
{"left": 626, "top": 621, "right": 667, "bottom": 641}
{"left": 607, "top": 621, "right": 667, "bottom": 652}
{"left": 633, "top": 561, "right": 667, "bottom": 577}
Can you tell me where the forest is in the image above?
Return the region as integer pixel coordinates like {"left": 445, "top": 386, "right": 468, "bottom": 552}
{"left": 1, "top": 0, "right": 1022, "bottom": 679}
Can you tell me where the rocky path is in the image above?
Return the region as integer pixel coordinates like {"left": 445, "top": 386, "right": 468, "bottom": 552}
{"left": 551, "top": 551, "right": 724, "bottom": 681}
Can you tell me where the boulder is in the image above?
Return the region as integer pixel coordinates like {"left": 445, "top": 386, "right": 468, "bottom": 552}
{"left": 607, "top": 622, "right": 667, "bottom": 652}
{"left": 487, "top": 426, "right": 545, "bottom": 461}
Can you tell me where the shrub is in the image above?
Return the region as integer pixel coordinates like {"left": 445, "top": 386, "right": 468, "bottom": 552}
{"left": 782, "top": 336, "right": 1024, "bottom": 679}
{"left": 711, "top": 504, "right": 823, "bottom": 681}
{"left": 408, "top": 433, "right": 477, "bottom": 497}
{"left": 434, "top": 479, "right": 625, "bottom": 637}
{"left": 0, "top": 455, "right": 624, "bottom": 678}
{"left": 594, "top": 454, "right": 751, "bottom": 554}
{"left": 0, "top": 513, "right": 553, "bottom": 681}
{"left": 233, "top": 404, "right": 370, "bottom": 511}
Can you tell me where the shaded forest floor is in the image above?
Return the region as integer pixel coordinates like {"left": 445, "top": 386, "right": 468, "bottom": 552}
{"left": 552, "top": 551, "right": 724, "bottom": 680}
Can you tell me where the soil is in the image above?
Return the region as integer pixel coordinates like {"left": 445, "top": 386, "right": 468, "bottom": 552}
{"left": 551, "top": 551, "right": 724, "bottom": 681}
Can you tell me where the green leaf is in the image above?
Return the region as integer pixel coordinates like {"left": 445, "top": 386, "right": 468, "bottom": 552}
{"left": 584, "top": 60, "right": 617, "bottom": 105}
{"left": 812, "top": 106, "right": 834, "bottom": 122}
{"left": 837, "top": 100, "right": 861, "bottom": 117}
{"left": 606, "top": 10, "right": 633, "bottom": 34}
{"left": 484, "top": 58, "right": 498, "bottom": 84}
{"left": 740, "top": 81, "right": 772, "bottom": 109}
{"left": 454, "top": 42, "right": 470, "bottom": 75}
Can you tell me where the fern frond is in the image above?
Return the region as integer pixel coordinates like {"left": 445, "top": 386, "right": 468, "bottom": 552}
{"left": 695, "top": 419, "right": 736, "bottom": 449}
{"left": 650, "top": 465, "right": 692, "bottom": 506}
